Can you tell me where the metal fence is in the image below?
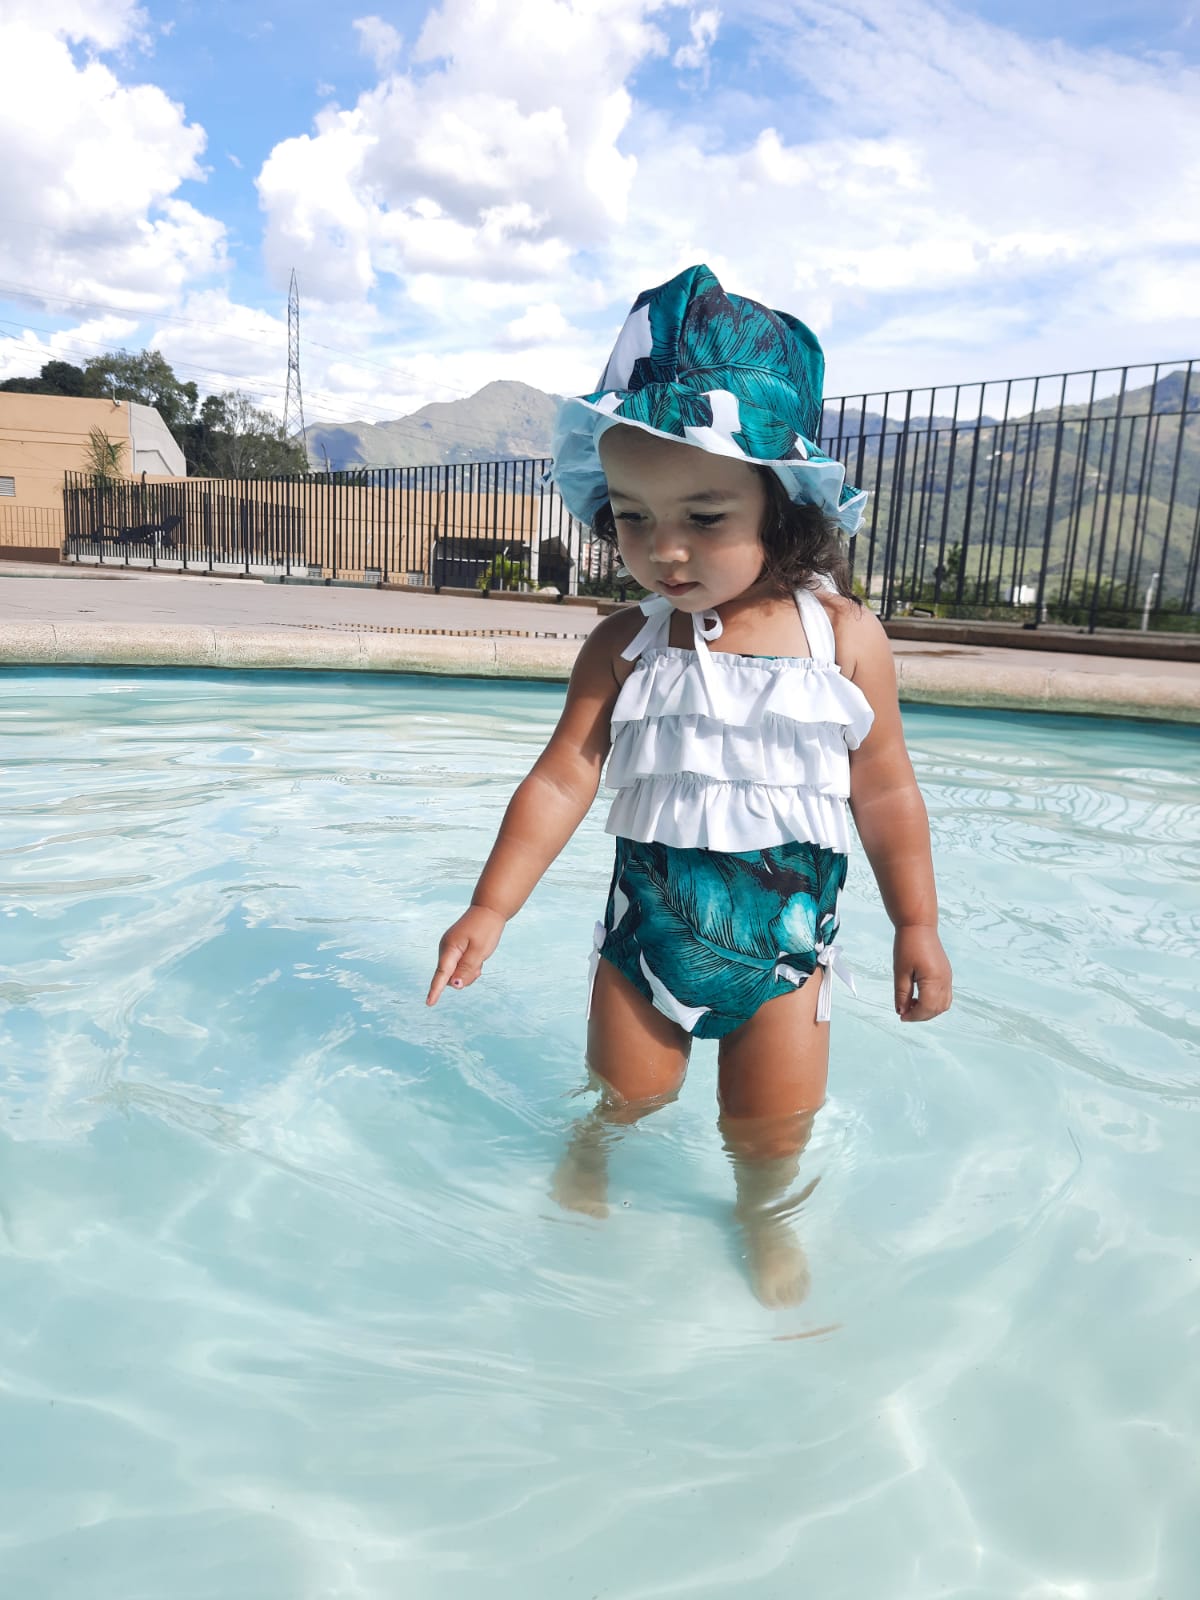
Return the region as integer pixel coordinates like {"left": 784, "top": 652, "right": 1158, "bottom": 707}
{"left": 62, "top": 459, "right": 594, "bottom": 594}
{"left": 821, "top": 358, "right": 1199, "bottom": 631}
{"left": 63, "top": 357, "right": 1200, "bottom": 631}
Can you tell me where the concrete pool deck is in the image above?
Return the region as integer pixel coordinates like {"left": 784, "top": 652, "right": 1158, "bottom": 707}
{"left": 2, "top": 561, "right": 1198, "bottom": 723}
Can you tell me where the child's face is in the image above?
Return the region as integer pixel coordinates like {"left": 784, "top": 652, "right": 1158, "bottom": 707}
{"left": 599, "top": 425, "right": 769, "bottom": 613}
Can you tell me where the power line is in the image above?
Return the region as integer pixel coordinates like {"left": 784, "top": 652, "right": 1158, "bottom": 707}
{"left": 0, "top": 315, "right": 453, "bottom": 429}
{"left": 0, "top": 318, "right": 413, "bottom": 429}
{"left": 0, "top": 316, "right": 551, "bottom": 453}
{"left": 0, "top": 276, "right": 474, "bottom": 398}
{"left": 0, "top": 302, "right": 559, "bottom": 456}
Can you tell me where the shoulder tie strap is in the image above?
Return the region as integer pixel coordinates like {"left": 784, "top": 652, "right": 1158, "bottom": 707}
{"left": 619, "top": 595, "right": 673, "bottom": 661}
{"left": 795, "top": 587, "right": 836, "bottom": 664}
{"left": 618, "top": 598, "right": 728, "bottom": 720}
{"left": 690, "top": 606, "right": 726, "bottom": 719}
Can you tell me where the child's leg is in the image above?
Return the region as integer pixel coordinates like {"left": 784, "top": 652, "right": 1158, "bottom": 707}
{"left": 717, "top": 967, "right": 828, "bottom": 1307}
{"left": 551, "top": 957, "right": 691, "bottom": 1218}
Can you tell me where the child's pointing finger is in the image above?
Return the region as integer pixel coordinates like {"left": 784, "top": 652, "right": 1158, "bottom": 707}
{"left": 427, "top": 907, "right": 506, "bottom": 1006}
{"left": 427, "top": 937, "right": 469, "bottom": 1006}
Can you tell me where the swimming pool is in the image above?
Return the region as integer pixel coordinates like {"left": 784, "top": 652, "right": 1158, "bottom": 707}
{"left": 1, "top": 668, "right": 1197, "bottom": 1599}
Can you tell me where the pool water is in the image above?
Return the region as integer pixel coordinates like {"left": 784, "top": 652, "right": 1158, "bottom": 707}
{"left": 1, "top": 669, "right": 1197, "bottom": 1600}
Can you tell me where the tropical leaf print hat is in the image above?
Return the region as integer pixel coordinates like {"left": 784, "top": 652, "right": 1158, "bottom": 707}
{"left": 550, "top": 263, "right": 866, "bottom": 534}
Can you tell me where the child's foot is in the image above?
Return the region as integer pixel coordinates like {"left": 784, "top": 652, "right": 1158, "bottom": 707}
{"left": 550, "top": 1123, "right": 611, "bottom": 1218}
{"left": 739, "top": 1214, "right": 811, "bottom": 1308}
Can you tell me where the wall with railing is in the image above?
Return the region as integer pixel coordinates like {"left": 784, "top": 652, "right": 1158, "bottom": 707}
{"left": 61, "top": 358, "right": 1200, "bottom": 632}
{"left": 0, "top": 503, "right": 64, "bottom": 551}
{"left": 63, "top": 461, "right": 585, "bottom": 591}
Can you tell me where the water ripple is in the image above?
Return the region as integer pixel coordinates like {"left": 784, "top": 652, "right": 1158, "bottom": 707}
{"left": 1, "top": 674, "right": 1198, "bottom": 1598}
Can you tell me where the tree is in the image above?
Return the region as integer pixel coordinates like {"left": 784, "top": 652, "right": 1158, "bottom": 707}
{"left": 475, "top": 552, "right": 528, "bottom": 592}
{"left": 41, "top": 360, "right": 89, "bottom": 396}
{"left": 80, "top": 349, "right": 199, "bottom": 438}
{"left": 82, "top": 425, "right": 125, "bottom": 485}
{"left": 185, "top": 390, "right": 309, "bottom": 478}
{"left": 0, "top": 359, "right": 87, "bottom": 396}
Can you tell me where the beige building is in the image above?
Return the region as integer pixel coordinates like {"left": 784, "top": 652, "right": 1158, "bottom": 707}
{"left": 0, "top": 393, "right": 185, "bottom": 561}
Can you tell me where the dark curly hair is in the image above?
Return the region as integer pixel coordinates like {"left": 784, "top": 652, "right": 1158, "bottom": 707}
{"left": 591, "top": 465, "right": 859, "bottom": 602}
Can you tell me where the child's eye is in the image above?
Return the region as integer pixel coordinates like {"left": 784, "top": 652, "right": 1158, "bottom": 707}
{"left": 613, "top": 511, "right": 644, "bottom": 525}
{"left": 689, "top": 514, "right": 725, "bottom": 528}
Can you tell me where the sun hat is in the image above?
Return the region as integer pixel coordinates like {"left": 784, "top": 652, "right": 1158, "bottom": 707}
{"left": 549, "top": 263, "right": 867, "bottom": 534}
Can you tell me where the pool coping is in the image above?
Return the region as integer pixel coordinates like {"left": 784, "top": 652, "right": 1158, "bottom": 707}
{"left": 2, "top": 620, "right": 1199, "bottom": 723}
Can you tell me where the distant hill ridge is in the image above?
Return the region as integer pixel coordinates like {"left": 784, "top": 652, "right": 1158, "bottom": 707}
{"left": 302, "top": 380, "right": 562, "bottom": 471}
{"left": 304, "top": 371, "right": 1198, "bottom": 472}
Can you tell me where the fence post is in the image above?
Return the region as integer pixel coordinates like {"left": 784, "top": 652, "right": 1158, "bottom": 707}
{"left": 880, "top": 390, "right": 913, "bottom": 619}
{"left": 1088, "top": 369, "right": 1129, "bottom": 633}
{"left": 1157, "top": 362, "right": 1195, "bottom": 619}
{"left": 1032, "top": 381, "right": 1068, "bottom": 627}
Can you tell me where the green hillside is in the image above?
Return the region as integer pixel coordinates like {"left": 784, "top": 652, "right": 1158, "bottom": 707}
{"left": 842, "top": 371, "right": 1200, "bottom": 621}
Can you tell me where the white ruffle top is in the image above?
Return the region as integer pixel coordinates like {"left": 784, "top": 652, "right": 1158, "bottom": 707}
{"left": 605, "top": 587, "right": 874, "bottom": 854}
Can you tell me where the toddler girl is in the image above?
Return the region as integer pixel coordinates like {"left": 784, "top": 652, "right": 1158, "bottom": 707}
{"left": 428, "top": 265, "right": 952, "bottom": 1306}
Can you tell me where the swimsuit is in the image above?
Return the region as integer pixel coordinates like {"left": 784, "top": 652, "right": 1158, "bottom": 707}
{"left": 589, "top": 587, "right": 874, "bottom": 1038}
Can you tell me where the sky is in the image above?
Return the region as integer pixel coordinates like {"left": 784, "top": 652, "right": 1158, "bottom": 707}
{"left": 1, "top": 0, "right": 1198, "bottom": 435}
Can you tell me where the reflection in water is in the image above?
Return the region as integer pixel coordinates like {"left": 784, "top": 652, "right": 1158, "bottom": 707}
{"left": 554, "top": 1099, "right": 822, "bottom": 1308}
{"left": 1, "top": 676, "right": 1198, "bottom": 1598}
{"left": 721, "top": 1111, "right": 821, "bottom": 1309}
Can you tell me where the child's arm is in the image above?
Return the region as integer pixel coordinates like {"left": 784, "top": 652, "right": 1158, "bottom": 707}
{"left": 837, "top": 604, "right": 953, "bottom": 1022}
{"left": 426, "top": 614, "right": 631, "bottom": 1007}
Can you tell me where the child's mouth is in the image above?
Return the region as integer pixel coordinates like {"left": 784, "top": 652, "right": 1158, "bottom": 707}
{"left": 659, "top": 580, "right": 698, "bottom": 596}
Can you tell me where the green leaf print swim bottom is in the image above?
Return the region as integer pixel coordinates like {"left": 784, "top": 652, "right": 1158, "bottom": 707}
{"left": 590, "top": 836, "right": 851, "bottom": 1040}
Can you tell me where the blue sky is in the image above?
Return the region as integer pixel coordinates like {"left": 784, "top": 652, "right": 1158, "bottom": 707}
{"left": 1, "top": 0, "right": 1198, "bottom": 432}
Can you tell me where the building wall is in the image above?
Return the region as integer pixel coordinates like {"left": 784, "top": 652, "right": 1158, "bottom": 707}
{"left": 0, "top": 394, "right": 183, "bottom": 559}
{"left": 128, "top": 402, "right": 186, "bottom": 477}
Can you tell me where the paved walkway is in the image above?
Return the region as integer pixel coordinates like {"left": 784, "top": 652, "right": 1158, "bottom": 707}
{"left": 2, "top": 562, "right": 1198, "bottom": 722}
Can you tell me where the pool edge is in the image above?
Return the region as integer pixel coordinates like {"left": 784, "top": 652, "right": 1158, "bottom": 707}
{"left": 1, "top": 621, "right": 1198, "bottom": 722}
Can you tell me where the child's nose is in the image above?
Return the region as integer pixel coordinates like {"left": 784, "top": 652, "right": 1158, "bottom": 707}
{"left": 649, "top": 523, "right": 689, "bottom": 563}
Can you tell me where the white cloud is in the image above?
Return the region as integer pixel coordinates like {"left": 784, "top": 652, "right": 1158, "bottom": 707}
{"left": 10, "top": 0, "right": 1196, "bottom": 427}
{"left": 0, "top": 0, "right": 146, "bottom": 51}
{"left": 248, "top": 0, "right": 1200, "bottom": 408}
{"left": 352, "top": 14, "right": 403, "bottom": 69}
{"left": 256, "top": 0, "right": 675, "bottom": 305}
{"left": 147, "top": 291, "right": 290, "bottom": 402}
{"left": 603, "top": 0, "right": 1200, "bottom": 394}
{"left": 499, "top": 302, "right": 572, "bottom": 347}
{"left": 673, "top": 7, "right": 720, "bottom": 71}
{"left": 0, "top": 314, "right": 141, "bottom": 383}
{"left": 0, "top": 9, "right": 226, "bottom": 313}
{"left": 257, "top": 118, "right": 378, "bottom": 303}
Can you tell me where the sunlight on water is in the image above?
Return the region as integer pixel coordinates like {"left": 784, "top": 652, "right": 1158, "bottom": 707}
{"left": 1, "top": 668, "right": 1197, "bottom": 1599}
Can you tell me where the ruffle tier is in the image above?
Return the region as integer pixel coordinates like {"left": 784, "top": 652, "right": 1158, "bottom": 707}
{"left": 607, "top": 712, "right": 853, "bottom": 794}
{"left": 610, "top": 647, "right": 874, "bottom": 750}
{"left": 605, "top": 771, "right": 854, "bottom": 854}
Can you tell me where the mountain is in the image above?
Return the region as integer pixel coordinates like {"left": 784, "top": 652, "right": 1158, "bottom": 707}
{"left": 303, "top": 378, "right": 988, "bottom": 471}
{"left": 303, "top": 379, "right": 561, "bottom": 470}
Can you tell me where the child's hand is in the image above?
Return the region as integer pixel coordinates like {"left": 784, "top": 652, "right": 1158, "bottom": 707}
{"left": 893, "top": 925, "right": 952, "bottom": 1021}
{"left": 427, "top": 905, "right": 507, "bottom": 1006}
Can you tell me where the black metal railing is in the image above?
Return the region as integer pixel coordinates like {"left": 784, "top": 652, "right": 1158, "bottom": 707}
{"left": 62, "top": 459, "right": 603, "bottom": 595}
{"left": 819, "top": 359, "right": 1199, "bottom": 631}
{"left": 62, "top": 357, "right": 1200, "bottom": 632}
